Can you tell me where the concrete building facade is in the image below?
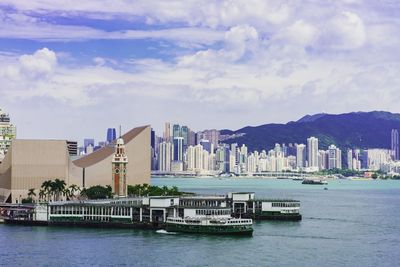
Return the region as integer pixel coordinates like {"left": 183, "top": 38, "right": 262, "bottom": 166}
{"left": 0, "top": 125, "right": 151, "bottom": 203}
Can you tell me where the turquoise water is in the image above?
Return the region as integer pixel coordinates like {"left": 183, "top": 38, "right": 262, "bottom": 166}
{"left": 1, "top": 178, "right": 399, "bottom": 267}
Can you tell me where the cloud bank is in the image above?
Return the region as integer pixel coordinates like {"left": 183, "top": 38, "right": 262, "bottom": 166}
{"left": 0, "top": 0, "right": 399, "bottom": 140}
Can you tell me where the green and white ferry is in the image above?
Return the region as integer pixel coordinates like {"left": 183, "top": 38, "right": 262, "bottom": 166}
{"left": 166, "top": 216, "right": 253, "bottom": 235}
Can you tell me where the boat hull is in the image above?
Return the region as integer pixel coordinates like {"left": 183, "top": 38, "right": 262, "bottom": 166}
{"left": 165, "top": 223, "right": 253, "bottom": 236}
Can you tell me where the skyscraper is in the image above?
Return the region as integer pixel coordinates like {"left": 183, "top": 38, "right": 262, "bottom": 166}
{"left": 163, "top": 122, "right": 171, "bottom": 142}
{"left": 188, "top": 130, "right": 196, "bottom": 146}
{"left": 318, "top": 150, "right": 328, "bottom": 170}
{"left": 328, "top": 145, "right": 342, "bottom": 169}
{"left": 181, "top": 126, "right": 189, "bottom": 146}
{"left": 84, "top": 138, "right": 95, "bottom": 153}
{"left": 0, "top": 108, "right": 16, "bottom": 161}
{"left": 150, "top": 129, "right": 157, "bottom": 171}
{"left": 391, "top": 129, "right": 399, "bottom": 160}
{"left": 296, "top": 144, "right": 306, "bottom": 168}
{"left": 151, "top": 129, "right": 156, "bottom": 150}
{"left": 173, "top": 137, "right": 184, "bottom": 162}
{"left": 199, "top": 129, "right": 220, "bottom": 149}
{"left": 158, "top": 141, "right": 173, "bottom": 171}
{"left": 307, "top": 137, "right": 319, "bottom": 168}
{"left": 200, "top": 139, "right": 211, "bottom": 153}
{"left": 172, "top": 124, "right": 181, "bottom": 139}
{"left": 106, "top": 128, "right": 116, "bottom": 144}
{"left": 347, "top": 149, "right": 353, "bottom": 170}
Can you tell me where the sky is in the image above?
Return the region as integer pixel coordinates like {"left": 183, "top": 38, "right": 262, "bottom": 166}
{"left": 0, "top": 0, "right": 400, "bottom": 144}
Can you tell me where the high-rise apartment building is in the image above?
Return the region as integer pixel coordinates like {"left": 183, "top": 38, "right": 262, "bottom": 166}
{"left": 296, "top": 144, "right": 306, "bottom": 168}
{"left": 391, "top": 129, "right": 399, "bottom": 160}
{"left": 216, "top": 144, "right": 230, "bottom": 173}
{"left": 347, "top": 149, "right": 353, "bottom": 170}
{"left": 187, "top": 144, "right": 205, "bottom": 171}
{"left": 158, "top": 141, "right": 173, "bottom": 171}
{"left": 365, "top": 149, "right": 391, "bottom": 171}
{"left": 328, "top": 145, "right": 342, "bottom": 169}
{"left": 0, "top": 108, "right": 16, "bottom": 161}
{"left": 307, "top": 137, "right": 319, "bottom": 168}
{"left": 318, "top": 150, "right": 328, "bottom": 170}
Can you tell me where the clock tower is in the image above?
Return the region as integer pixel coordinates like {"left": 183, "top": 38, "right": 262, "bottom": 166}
{"left": 112, "top": 135, "right": 128, "bottom": 197}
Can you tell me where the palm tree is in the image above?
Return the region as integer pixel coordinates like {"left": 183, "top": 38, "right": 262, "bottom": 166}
{"left": 27, "top": 188, "right": 36, "bottom": 202}
{"left": 41, "top": 180, "right": 53, "bottom": 201}
{"left": 63, "top": 188, "right": 72, "bottom": 200}
{"left": 39, "top": 189, "right": 46, "bottom": 202}
{"left": 54, "top": 179, "right": 67, "bottom": 201}
{"left": 68, "top": 184, "right": 80, "bottom": 200}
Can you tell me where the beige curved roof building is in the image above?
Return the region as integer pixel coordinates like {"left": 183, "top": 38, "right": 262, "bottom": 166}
{"left": 0, "top": 125, "right": 151, "bottom": 203}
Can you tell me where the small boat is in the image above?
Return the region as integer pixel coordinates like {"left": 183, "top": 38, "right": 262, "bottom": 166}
{"left": 324, "top": 187, "right": 328, "bottom": 190}
{"left": 165, "top": 217, "right": 253, "bottom": 236}
{"left": 302, "top": 179, "right": 328, "bottom": 185}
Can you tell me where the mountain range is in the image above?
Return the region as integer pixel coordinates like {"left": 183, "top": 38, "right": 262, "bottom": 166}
{"left": 220, "top": 111, "right": 400, "bottom": 152}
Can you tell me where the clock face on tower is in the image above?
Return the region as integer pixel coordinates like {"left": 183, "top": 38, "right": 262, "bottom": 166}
{"left": 115, "top": 169, "right": 120, "bottom": 174}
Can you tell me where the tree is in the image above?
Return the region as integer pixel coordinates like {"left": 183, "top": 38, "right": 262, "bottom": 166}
{"left": 41, "top": 180, "right": 53, "bottom": 201}
{"left": 51, "top": 179, "right": 67, "bottom": 201}
{"left": 127, "top": 184, "right": 183, "bottom": 197}
{"left": 27, "top": 188, "right": 36, "bottom": 202}
{"left": 81, "top": 185, "right": 113, "bottom": 200}
{"left": 67, "top": 184, "right": 80, "bottom": 200}
{"left": 39, "top": 189, "right": 46, "bottom": 202}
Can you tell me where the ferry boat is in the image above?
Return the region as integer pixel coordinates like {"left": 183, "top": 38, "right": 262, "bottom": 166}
{"left": 302, "top": 179, "right": 328, "bottom": 185}
{"left": 166, "top": 217, "right": 253, "bottom": 235}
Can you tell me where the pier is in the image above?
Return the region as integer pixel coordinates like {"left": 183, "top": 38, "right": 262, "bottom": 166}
{"left": 0, "top": 193, "right": 301, "bottom": 229}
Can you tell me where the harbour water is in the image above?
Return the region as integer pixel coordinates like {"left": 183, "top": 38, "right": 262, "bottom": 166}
{"left": 1, "top": 178, "right": 400, "bottom": 267}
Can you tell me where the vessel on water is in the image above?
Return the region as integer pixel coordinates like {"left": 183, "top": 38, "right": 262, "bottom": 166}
{"left": 302, "top": 179, "right": 328, "bottom": 185}
{"left": 166, "top": 217, "right": 253, "bottom": 235}
{"left": 292, "top": 177, "right": 303, "bottom": 181}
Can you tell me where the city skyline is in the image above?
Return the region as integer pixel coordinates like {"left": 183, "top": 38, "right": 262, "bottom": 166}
{"left": 1, "top": 1, "right": 400, "bottom": 141}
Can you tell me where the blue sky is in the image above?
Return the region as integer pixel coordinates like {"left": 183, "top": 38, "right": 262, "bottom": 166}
{"left": 0, "top": 0, "right": 400, "bottom": 144}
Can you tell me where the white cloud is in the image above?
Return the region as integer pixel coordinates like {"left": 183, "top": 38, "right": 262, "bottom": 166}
{"left": 325, "top": 11, "right": 366, "bottom": 50}
{"left": 19, "top": 48, "right": 57, "bottom": 78}
{"left": 277, "top": 20, "right": 319, "bottom": 46}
